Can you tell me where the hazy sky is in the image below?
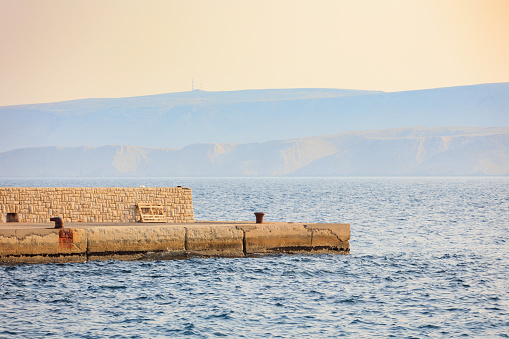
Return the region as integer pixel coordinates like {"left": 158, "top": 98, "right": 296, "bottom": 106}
{"left": 1, "top": 0, "right": 508, "bottom": 106}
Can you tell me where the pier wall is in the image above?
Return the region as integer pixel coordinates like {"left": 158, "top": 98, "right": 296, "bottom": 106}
{"left": 0, "top": 222, "right": 350, "bottom": 263}
{"left": 0, "top": 187, "right": 194, "bottom": 224}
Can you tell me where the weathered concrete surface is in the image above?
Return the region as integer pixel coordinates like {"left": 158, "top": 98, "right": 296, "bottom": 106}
{"left": 0, "top": 227, "right": 88, "bottom": 263}
{"left": 0, "top": 221, "right": 350, "bottom": 264}
{"left": 0, "top": 228, "right": 87, "bottom": 256}
{"left": 238, "top": 223, "right": 350, "bottom": 254}
{"left": 239, "top": 223, "right": 312, "bottom": 253}
{"left": 186, "top": 225, "right": 244, "bottom": 257}
{"left": 306, "top": 223, "right": 350, "bottom": 248}
{"left": 87, "top": 225, "right": 186, "bottom": 254}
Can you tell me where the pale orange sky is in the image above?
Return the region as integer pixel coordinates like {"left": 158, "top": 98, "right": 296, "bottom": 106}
{"left": 1, "top": 0, "right": 508, "bottom": 106}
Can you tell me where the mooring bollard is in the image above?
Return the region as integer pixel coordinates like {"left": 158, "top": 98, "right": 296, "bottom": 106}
{"left": 50, "top": 217, "right": 63, "bottom": 229}
{"left": 254, "top": 212, "right": 265, "bottom": 224}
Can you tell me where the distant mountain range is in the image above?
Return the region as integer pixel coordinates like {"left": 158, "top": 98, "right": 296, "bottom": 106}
{"left": 1, "top": 127, "right": 507, "bottom": 177}
{"left": 1, "top": 83, "right": 508, "bottom": 153}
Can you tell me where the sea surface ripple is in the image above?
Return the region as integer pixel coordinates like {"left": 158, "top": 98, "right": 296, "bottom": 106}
{"left": 1, "top": 177, "right": 508, "bottom": 338}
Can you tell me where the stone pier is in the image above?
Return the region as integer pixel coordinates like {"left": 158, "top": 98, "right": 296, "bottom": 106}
{"left": 0, "top": 187, "right": 350, "bottom": 264}
{"left": 0, "top": 222, "right": 350, "bottom": 263}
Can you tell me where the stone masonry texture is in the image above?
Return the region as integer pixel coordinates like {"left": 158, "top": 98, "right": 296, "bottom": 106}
{"left": 0, "top": 187, "right": 194, "bottom": 224}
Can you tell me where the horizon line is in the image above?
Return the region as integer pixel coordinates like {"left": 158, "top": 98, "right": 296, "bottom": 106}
{"left": 2, "top": 81, "right": 508, "bottom": 107}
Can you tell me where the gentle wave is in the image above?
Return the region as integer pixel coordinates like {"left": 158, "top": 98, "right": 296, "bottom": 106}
{"left": 1, "top": 177, "right": 508, "bottom": 338}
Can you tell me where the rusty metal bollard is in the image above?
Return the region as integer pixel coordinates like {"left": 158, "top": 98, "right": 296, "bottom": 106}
{"left": 254, "top": 212, "right": 265, "bottom": 224}
{"left": 50, "top": 217, "right": 63, "bottom": 229}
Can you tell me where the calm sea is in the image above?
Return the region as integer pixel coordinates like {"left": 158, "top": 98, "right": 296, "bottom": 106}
{"left": 1, "top": 177, "right": 508, "bottom": 338}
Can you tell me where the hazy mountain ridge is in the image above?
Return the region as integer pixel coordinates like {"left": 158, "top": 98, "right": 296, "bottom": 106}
{"left": 1, "top": 83, "right": 507, "bottom": 152}
{"left": 1, "top": 127, "right": 507, "bottom": 177}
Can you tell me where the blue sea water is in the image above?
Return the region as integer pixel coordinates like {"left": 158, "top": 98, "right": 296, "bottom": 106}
{"left": 0, "top": 177, "right": 508, "bottom": 338}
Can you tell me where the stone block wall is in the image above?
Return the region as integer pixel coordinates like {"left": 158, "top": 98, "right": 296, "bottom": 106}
{"left": 0, "top": 187, "right": 194, "bottom": 223}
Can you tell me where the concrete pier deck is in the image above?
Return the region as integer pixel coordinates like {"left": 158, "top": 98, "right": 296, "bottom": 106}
{"left": 0, "top": 221, "right": 350, "bottom": 264}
